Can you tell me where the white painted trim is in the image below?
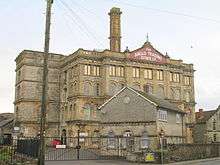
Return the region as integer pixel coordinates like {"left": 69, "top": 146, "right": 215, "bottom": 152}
{"left": 99, "top": 86, "right": 158, "bottom": 110}
{"left": 98, "top": 86, "right": 127, "bottom": 110}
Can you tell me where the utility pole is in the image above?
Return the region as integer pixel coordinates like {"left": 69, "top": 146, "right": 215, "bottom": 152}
{"left": 38, "top": 0, "right": 53, "bottom": 165}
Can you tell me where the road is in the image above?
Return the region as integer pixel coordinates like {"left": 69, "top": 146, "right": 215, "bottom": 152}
{"left": 45, "top": 159, "right": 220, "bottom": 165}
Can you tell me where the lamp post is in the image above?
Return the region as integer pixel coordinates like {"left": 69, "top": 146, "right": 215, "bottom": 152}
{"left": 76, "top": 122, "right": 84, "bottom": 160}
{"left": 159, "top": 129, "right": 165, "bottom": 165}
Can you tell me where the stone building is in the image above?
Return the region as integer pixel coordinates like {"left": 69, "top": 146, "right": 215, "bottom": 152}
{"left": 99, "top": 87, "right": 186, "bottom": 150}
{"left": 0, "top": 113, "right": 14, "bottom": 144}
{"left": 193, "top": 106, "right": 220, "bottom": 143}
{"left": 14, "top": 7, "right": 195, "bottom": 142}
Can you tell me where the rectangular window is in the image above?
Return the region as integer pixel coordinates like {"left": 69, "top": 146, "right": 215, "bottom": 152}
{"left": 158, "top": 110, "right": 168, "bottom": 121}
{"left": 170, "top": 72, "right": 180, "bottom": 82}
{"left": 133, "top": 67, "right": 140, "bottom": 78}
{"left": 213, "top": 134, "right": 217, "bottom": 142}
{"left": 115, "top": 66, "right": 124, "bottom": 77}
{"left": 109, "top": 65, "right": 116, "bottom": 76}
{"left": 84, "top": 65, "right": 91, "bottom": 75}
{"left": 93, "top": 66, "right": 100, "bottom": 76}
{"left": 184, "top": 76, "right": 190, "bottom": 85}
{"left": 144, "top": 69, "right": 153, "bottom": 79}
{"left": 176, "top": 114, "right": 181, "bottom": 123}
{"left": 157, "top": 70, "right": 163, "bottom": 80}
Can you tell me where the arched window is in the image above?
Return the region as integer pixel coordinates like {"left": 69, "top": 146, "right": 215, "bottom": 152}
{"left": 107, "top": 131, "right": 116, "bottom": 149}
{"left": 84, "top": 82, "right": 91, "bottom": 95}
{"left": 157, "top": 86, "right": 164, "bottom": 98}
{"left": 140, "top": 131, "right": 149, "bottom": 149}
{"left": 185, "top": 91, "right": 190, "bottom": 102}
{"left": 143, "top": 84, "right": 153, "bottom": 94}
{"left": 132, "top": 84, "right": 141, "bottom": 91}
{"left": 92, "top": 130, "right": 100, "bottom": 143}
{"left": 83, "top": 104, "right": 91, "bottom": 120}
{"left": 109, "top": 83, "right": 117, "bottom": 95}
{"left": 122, "top": 130, "right": 133, "bottom": 149}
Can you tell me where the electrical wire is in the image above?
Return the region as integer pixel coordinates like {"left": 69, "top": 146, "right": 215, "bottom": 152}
{"left": 107, "top": 0, "right": 220, "bottom": 24}
{"left": 58, "top": 0, "right": 105, "bottom": 48}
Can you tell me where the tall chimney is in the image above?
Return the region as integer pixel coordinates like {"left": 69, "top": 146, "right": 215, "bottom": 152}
{"left": 109, "top": 7, "right": 122, "bottom": 52}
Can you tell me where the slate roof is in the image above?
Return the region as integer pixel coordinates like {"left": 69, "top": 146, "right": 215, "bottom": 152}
{"left": 196, "top": 110, "right": 217, "bottom": 124}
{"left": 100, "top": 87, "right": 185, "bottom": 114}
{"left": 0, "top": 113, "right": 14, "bottom": 127}
{"left": 132, "top": 88, "right": 185, "bottom": 113}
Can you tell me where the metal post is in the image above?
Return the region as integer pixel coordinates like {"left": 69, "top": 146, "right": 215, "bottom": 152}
{"left": 38, "top": 0, "right": 53, "bottom": 165}
{"left": 77, "top": 129, "right": 80, "bottom": 160}
{"left": 160, "top": 137, "right": 164, "bottom": 165}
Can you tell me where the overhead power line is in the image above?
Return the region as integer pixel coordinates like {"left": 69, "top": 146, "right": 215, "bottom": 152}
{"left": 58, "top": 0, "right": 105, "bottom": 48}
{"left": 108, "top": 0, "right": 220, "bottom": 24}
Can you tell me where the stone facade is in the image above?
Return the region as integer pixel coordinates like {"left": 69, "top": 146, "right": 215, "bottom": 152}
{"left": 193, "top": 106, "right": 220, "bottom": 143}
{"left": 14, "top": 7, "right": 195, "bottom": 143}
{"left": 100, "top": 87, "right": 186, "bottom": 150}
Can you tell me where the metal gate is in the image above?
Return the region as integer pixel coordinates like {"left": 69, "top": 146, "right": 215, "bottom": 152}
{"left": 45, "top": 136, "right": 128, "bottom": 161}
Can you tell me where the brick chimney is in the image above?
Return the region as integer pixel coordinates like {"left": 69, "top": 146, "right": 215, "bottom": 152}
{"left": 196, "top": 108, "right": 204, "bottom": 119}
{"left": 109, "top": 7, "right": 122, "bottom": 52}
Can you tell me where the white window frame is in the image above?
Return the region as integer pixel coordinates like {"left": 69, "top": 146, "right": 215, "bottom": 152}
{"left": 84, "top": 65, "right": 91, "bottom": 75}
{"left": 144, "top": 69, "right": 153, "bottom": 79}
{"left": 158, "top": 109, "right": 168, "bottom": 121}
{"left": 176, "top": 113, "right": 181, "bottom": 123}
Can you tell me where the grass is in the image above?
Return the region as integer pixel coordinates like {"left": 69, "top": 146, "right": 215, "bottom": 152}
{"left": 0, "top": 146, "right": 12, "bottom": 161}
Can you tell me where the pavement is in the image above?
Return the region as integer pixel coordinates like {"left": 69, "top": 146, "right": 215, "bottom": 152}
{"left": 45, "top": 157, "right": 220, "bottom": 165}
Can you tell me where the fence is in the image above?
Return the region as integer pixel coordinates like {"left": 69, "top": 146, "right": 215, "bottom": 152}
{"left": 167, "top": 143, "right": 220, "bottom": 162}
{"left": 0, "top": 137, "right": 40, "bottom": 164}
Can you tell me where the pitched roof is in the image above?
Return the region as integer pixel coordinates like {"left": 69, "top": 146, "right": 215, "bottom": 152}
{"left": 196, "top": 110, "right": 217, "bottom": 123}
{"left": 132, "top": 88, "right": 185, "bottom": 113}
{"left": 99, "top": 87, "right": 185, "bottom": 114}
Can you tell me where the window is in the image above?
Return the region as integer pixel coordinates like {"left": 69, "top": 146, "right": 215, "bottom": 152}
{"left": 170, "top": 73, "right": 180, "bottom": 83}
{"left": 157, "top": 70, "right": 163, "bottom": 80}
{"left": 158, "top": 110, "right": 168, "bottom": 121}
{"left": 84, "top": 65, "right": 91, "bottom": 75}
{"left": 185, "top": 91, "right": 190, "bottom": 102}
{"left": 213, "top": 119, "right": 216, "bottom": 130}
{"left": 171, "top": 88, "right": 181, "bottom": 100}
{"left": 143, "top": 84, "right": 153, "bottom": 94}
{"left": 83, "top": 104, "right": 91, "bottom": 120}
{"left": 213, "top": 134, "right": 217, "bottom": 142}
{"left": 176, "top": 114, "right": 181, "bottom": 123}
{"left": 109, "top": 83, "right": 117, "bottom": 95}
{"left": 184, "top": 76, "right": 190, "bottom": 85}
{"left": 133, "top": 67, "right": 140, "bottom": 78}
{"left": 157, "top": 86, "right": 164, "bottom": 97}
{"left": 64, "top": 71, "right": 67, "bottom": 83}
{"left": 107, "top": 131, "right": 116, "bottom": 149}
{"left": 132, "top": 84, "right": 141, "bottom": 91}
{"left": 116, "top": 66, "right": 124, "bottom": 77}
{"left": 144, "top": 69, "right": 153, "bottom": 79}
{"left": 140, "top": 131, "right": 149, "bottom": 149}
{"left": 17, "top": 70, "right": 21, "bottom": 81}
{"left": 84, "top": 82, "right": 91, "bottom": 95}
{"left": 94, "top": 83, "right": 100, "bottom": 96}
{"left": 93, "top": 66, "right": 100, "bottom": 76}
{"left": 109, "top": 65, "right": 116, "bottom": 76}
{"left": 122, "top": 130, "right": 133, "bottom": 149}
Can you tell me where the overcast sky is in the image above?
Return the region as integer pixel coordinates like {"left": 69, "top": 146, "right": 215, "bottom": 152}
{"left": 0, "top": 0, "right": 219, "bottom": 113}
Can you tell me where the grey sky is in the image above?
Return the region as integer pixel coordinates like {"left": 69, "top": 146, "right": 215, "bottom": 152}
{"left": 0, "top": 0, "right": 220, "bottom": 113}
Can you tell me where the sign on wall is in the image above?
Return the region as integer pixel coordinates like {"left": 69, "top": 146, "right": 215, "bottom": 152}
{"left": 129, "top": 46, "right": 167, "bottom": 64}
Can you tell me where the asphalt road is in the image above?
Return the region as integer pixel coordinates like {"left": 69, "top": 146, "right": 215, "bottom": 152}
{"left": 45, "top": 159, "right": 220, "bottom": 165}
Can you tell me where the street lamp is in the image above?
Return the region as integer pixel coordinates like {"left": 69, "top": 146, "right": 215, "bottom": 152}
{"left": 159, "top": 129, "right": 165, "bottom": 165}
{"left": 75, "top": 121, "right": 85, "bottom": 160}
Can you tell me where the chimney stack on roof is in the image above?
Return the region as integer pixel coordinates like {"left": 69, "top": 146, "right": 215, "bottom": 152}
{"left": 196, "top": 108, "right": 204, "bottom": 119}
{"left": 109, "top": 7, "right": 122, "bottom": 52}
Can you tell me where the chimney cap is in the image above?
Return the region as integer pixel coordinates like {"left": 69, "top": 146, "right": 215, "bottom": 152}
{"left": 109, "top": 7, "right": 122, "bottom": 14}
